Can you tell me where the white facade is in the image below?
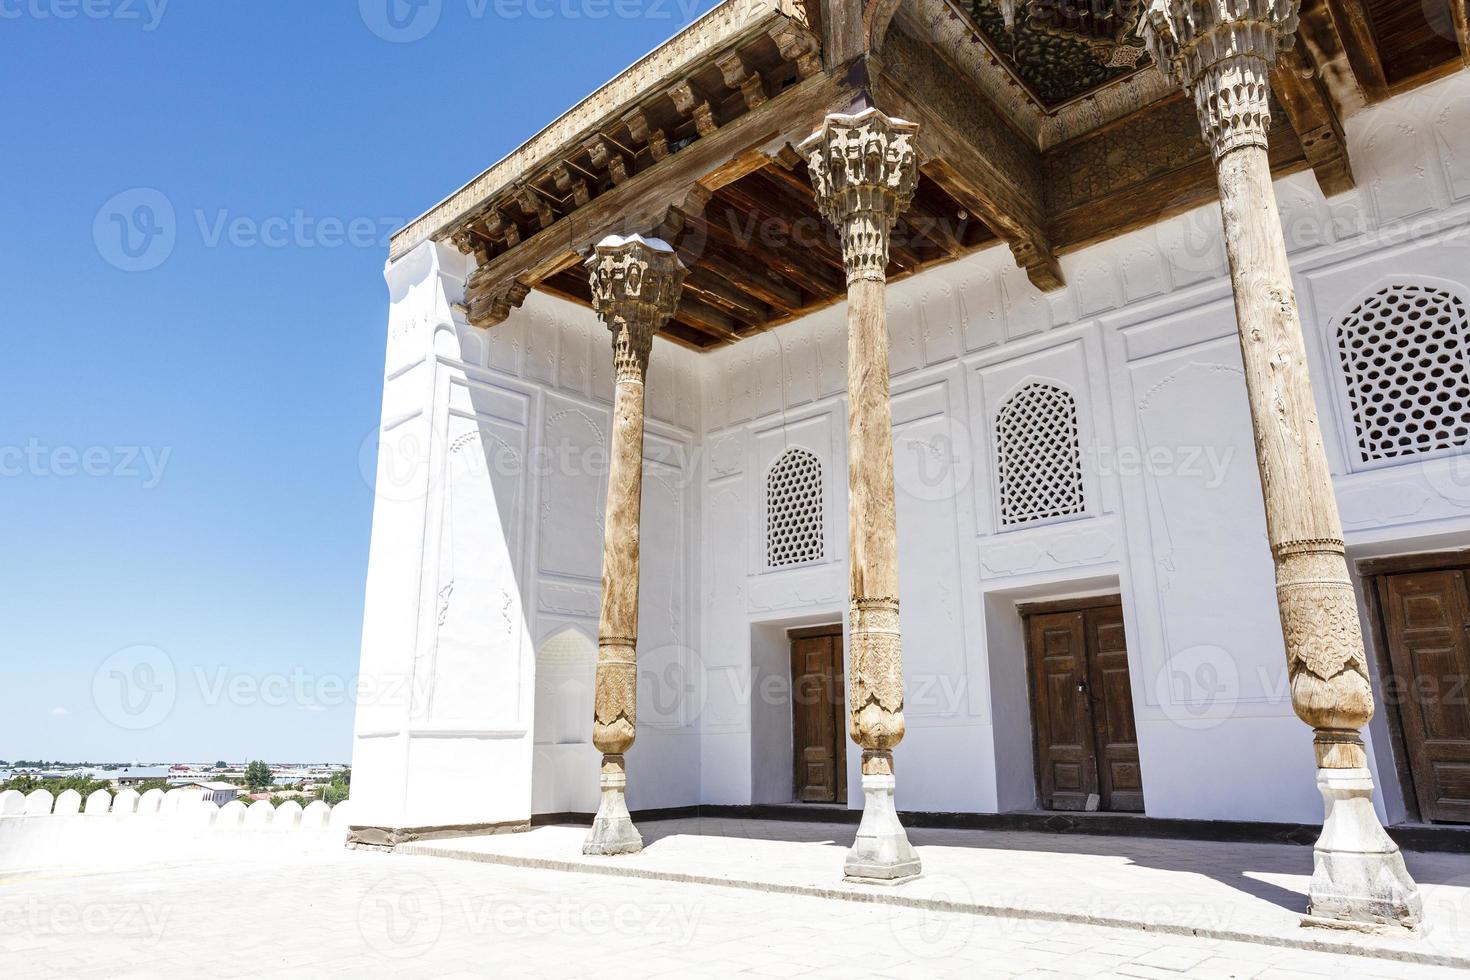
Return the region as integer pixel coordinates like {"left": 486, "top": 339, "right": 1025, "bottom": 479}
{"left": 351, "top": 70, "right": 1470, "bottom": 833}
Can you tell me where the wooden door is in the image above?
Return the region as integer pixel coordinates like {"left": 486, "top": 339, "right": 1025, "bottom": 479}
{"left": 1380, "top": 569, "right": 1470, "bottom": 823}
{"left": 1026, "top": 610, "right": 1096, "bottom": 811}
{"left": 1085, "top": 605, "right": 1144, "bottom": 812}
{"left": 790, "top": 627, "right": 847, "bottom": 803}
{"left": 1024, "top": 598, "right": 1144, "bottom": 813}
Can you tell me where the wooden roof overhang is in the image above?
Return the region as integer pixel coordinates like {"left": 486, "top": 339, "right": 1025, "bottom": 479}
{"left": 387, "top": 0, "right": 1470, "bottom": 352}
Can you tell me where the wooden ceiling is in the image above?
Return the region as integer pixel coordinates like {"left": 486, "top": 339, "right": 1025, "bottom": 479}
{"left": 1364, "top": 0, "right": 1463, "bottom": 86}
{"left": 538, "top": 163, "right": 994, "bottom": 349}
{"left": 429, "top": 0, "right": 1469, "bottom": 353}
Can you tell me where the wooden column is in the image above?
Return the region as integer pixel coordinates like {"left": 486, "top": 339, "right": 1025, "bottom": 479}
{"left": 1139, "top": 0, "right": 1421, "bottom": 929}
{"left": 583, "top": 234, "right": 686, "bottom": 856}
{"left": 801, "top": 108, "right": 922, "bottom": 881}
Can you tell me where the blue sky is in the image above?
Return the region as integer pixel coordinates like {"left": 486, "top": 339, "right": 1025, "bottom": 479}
{"left": 0, "top": 0, "right": 718, "bottom": 763}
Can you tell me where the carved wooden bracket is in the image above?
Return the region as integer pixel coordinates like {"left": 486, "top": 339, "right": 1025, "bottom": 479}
{"left": 462, "top": 270, "right": 531, "bottom": 329}
{"left": 666, "top": 79, "right": 718, "bottom": 137}
{"left": 716, "top": 51, "right": 769, "bottom": 111}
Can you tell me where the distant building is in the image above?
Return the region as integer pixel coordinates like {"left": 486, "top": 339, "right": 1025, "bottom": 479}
{"left": 182, "top": 782, "right": 240, "bottom": 806}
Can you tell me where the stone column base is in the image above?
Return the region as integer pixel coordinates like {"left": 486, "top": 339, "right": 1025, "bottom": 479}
{"left": 844, "top": 773, "right": 921, "bottom": 882}
{"left": 1306, "top": 768, "right": 1422, "bottom": 931}
{"left": 583, "top": 757, "right": 642, "bottom": 856}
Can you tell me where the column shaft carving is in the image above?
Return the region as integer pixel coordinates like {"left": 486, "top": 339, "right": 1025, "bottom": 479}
{"left": 1141, "top": 0, "right": 1420, "bottom": 929}
{"left": 582, "top": 234, "right": 685, "bottom": 857}
{"left": 802, "top": 108, "right": 922, "bottom": 881}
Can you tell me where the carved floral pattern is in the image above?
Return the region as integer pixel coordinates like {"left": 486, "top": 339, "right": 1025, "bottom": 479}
{"left": 800, "top": 109, "right": 921, "bottom": 283}
{"left": 1139, "top": 0, "right": 1299, "bottom": 161}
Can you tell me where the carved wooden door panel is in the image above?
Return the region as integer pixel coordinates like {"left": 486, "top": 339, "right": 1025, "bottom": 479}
{"left": 791, "top": 629, "right": 846, "bottom": 803}
{"left": 1026, "top": 610, "right": 1097, "bottom": 811}
{"left": 1085, "top": 604, "right": 1144, "bottom": 813}
{"left": 1382, "top": 570, "right": 1470, "bottom": 824}
{"left": 1025, "top": 599, "right": 1145, "bottom": 813}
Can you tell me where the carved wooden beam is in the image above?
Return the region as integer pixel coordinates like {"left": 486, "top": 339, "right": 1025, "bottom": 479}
{"left": 1454, "top": 0, "right": 1470, "bottom": 68}
{"left": 654, "top": 196, "right": 806, "bottom": 314}
{"left": 1296, "top": 0, "right": 1367, "bottom": 116}
{"left": 1324, "top": 0, "right": 1388, "bottom": 102}
{"left": 871, "top": 29, "right": 1063, "bottom": 291}
{"left": 902, "top": 194, "right": 964, "bottom": 258}
{"left": 468, "top": 70, "right": 854, "bottom": 301}
{"left": 862, "top": 0, "right": 902, "bottom": 53}
{"left": 1271, "top": 46, "right": 1355, "bottom": 197}
{"left": 675, "top": 294, "right": 743, "bottom": 341}
{"left": 683, "top": 267, "right": 772, "bottom": 326}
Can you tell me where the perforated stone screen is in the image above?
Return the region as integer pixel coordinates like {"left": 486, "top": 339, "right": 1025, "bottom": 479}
{"left": 766, "top": 448, "right": 824, "bottom": 568}
{"left": 1334, "top": 284, "right": 1470, "bottom": 465}
{"left": 996, "top": 382, "right": 1085, "bottom": 527}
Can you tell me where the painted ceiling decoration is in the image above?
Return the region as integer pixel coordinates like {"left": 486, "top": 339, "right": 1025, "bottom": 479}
{"left": 969, "top": 0, "right": 1150, "bottom": 107}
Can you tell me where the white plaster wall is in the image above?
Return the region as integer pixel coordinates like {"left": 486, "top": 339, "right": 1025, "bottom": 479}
{"left": 354, "top": 68, "right": 1470, "bottom": 828}
{"left": 352, "top": 245, "right": 703, "bottom": 828}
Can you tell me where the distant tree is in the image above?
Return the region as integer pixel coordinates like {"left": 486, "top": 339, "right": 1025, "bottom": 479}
{"left": 320, "top": 768, "right": 350, "bottom": 805}
{"left": 244, "top": 760, "right": 273, "bottom": 791}
{"left": 214, "top": 760, "right": 227, "bottom": 769}
{"left": 49, "top": 775, "right": 110, "bottom": 797}
{"left": 1, "top": 774, "right": 41, "bottom": 793}
{"left": 134, "top": 778, "right": 170, "bottom": 794}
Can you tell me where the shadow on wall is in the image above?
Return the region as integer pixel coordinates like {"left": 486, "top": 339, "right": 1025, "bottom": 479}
{"left": 532, "top": 627, "right": 600, "bottom": 816}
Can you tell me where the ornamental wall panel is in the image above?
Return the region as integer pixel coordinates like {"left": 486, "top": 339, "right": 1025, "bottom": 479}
{"left": 415, "top": 395, "right": 530, "bottom": 728}
{"left": 919, "top": 280, "right": 962, "bottom": 367}
{"left": 780, "top": 330, "right": 818, "bottom": 408}
{"left": 891, "top": 377, "right": 978, "bottom": 724}
{"left": 536, "top": 393, "right": 609, "bottom": 582}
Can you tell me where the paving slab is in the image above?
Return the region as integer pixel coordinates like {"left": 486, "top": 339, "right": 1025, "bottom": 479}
{"left": 396, "top": 816, "right": 1470, "bottom": 969}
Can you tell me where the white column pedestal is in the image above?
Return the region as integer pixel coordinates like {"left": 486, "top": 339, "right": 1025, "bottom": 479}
{"left": 844, "top": 774, "right": 921, "bottom": 882}
{"left": 1306, "top": 768, "right": 1423, "bottom": 930}
{"left": 583, "top": 762, "right": 642, "bottom": 856}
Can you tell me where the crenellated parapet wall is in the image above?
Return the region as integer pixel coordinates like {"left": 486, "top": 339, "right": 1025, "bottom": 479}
{"left": 0, "top": 788, "right": 355, "bottom": 873}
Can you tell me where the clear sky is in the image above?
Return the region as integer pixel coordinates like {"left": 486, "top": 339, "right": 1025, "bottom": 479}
{"left": 0, "top": 0, "right": 720, "bottom": 764}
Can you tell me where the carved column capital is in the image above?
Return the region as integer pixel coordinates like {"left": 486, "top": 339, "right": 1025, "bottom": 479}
{"left": 799, "top": 108, "right": 921, "bottom": 283}
{"left": 585, "top": 234, "right": 686, "bottom": 380}
{"left": 1139, "top": 0, "right": 1300, "bottom": 160}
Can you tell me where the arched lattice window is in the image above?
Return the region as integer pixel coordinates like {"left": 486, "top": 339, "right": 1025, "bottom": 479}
{"left": 766, "top": 448, "right": 824, "bottom": 568}
{"left": 1334, "top": 283, "right": 1470, "bottom": 465}
{"left": 996, "top": 382, "right": 1084, "bottom": 527}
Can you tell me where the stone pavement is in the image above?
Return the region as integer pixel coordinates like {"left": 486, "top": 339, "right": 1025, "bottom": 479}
{"left": 3, "top": 847, "right": 1469, "bottom": 979}
{"left": 399, "top": 817, "right": 1470, "bottom": 970}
